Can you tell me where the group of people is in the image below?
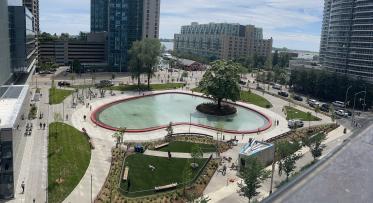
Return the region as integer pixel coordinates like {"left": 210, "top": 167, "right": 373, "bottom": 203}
{"left": 39, "top": 122, "right": 47, "bottom": 130}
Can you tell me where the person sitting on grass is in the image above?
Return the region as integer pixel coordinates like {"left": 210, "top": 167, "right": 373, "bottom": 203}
{"left": 149, "top": 164, "right": 156, "bottom": 171}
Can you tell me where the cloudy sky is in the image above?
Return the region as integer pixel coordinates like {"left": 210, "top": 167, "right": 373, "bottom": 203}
{"left": 40, "top": 0, "right": 323, "bottom": 51}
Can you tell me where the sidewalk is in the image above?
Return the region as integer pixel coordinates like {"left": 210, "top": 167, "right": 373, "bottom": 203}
{"left": 203, "top": 125, "right": 351, "bottom": 203}
{"left": 4, "top": 88, "right": 49, "bottom": 203}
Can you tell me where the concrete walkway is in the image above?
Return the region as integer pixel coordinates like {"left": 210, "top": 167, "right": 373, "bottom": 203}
{"left": 203, "top": 125, "right": 352, "bottom": 203}
{"left": 4, "top": 88, "right": 49, "bottom": 203}
{"left": 144, "top": 150, "right": 217, "bottom": 159}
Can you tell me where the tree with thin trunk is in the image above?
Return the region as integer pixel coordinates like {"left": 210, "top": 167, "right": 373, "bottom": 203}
{"left": 302, "top": 133, "right": 327, "bottom": 161}
{"left": 238, "top": 157, "right": 271, "bottom": 203}
{"left": 112, "top": 128, "right": 126, "bottom": 148}
{"left": 199, "top": 60, "right": 241, "bottom": 109}
{"left": 306, "top": 112, "right": 312, "bottom": 128}
{"left": 191, "top": 144, "right": 203, "bottom": 168}
{"left": 129, "top": 41, "right": 145, "bottom": 89}
{"left": 141, "top": 39, "right": 161, "bottom": 90}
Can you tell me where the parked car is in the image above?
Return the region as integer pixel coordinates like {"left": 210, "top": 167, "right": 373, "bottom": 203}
{"left": 308, "top": 99, "right": 320, "bottom": 108}
{"left": 58, "top": 81, "right": 71, "bottom": 87}
{"left": 278, "top": 91, "right": 289, "bottom": 97}
{"left": 335, "top": 110, "right": 348, "bottom": 117}
{"left": 320, "top": 103, "right": 330, "bottom": 112}
{"left": 239, "top": 80, "right": 247, "bottom": 85}
{"left": 332, "top": 101, "right": 346, "bottom": 108}
{"left": 293, "top": 95, "right": 303, "bottom": 101}
{"left": 288, "top": 119, "right": 304, "bottom": 129}
{"left": 272, "top": 84, "right": 282, "bottom": 90}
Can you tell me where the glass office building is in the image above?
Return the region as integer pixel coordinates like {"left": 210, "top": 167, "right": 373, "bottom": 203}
{"left": 91, "top": 0, "right": 160, "bottom": 71}
{"left": 8, "top": 6, "right": 37, "bottom": 73}
{"left": 320, "top": 0, "right": 373, "bottom": 83}
{"left": 0, "top": 0, "right": 12, "bottom": 85}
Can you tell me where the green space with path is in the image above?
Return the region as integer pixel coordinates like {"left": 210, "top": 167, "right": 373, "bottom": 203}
{"left": 157, "top": 141, "right": 217, "bottom": 153}
{"left": 240, "top": 91, "right": 272, "bottom": 108}
{"left": 49, "top": 88, "right": 74, "bottom": 105}
{"left": 192, "top": 87, "right": 272, "bottom": 108}
{"left": 48, "top": 122, "right": 91, "bottom": 203}
{"left": 285, "top": 106, "right": 321, "bottom": 121}
{"left": 121, "top": 154, "right": 207, "bottom": 197}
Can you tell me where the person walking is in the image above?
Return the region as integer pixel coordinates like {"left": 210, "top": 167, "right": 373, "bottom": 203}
{"left": 21, "top": 181, "right": 25, "bottom": 194}
{"left": 43, "top": 123, "right": 46, "bottom": 130}
{"left": 40, "top": 123, "right": 42, "bottom": 129}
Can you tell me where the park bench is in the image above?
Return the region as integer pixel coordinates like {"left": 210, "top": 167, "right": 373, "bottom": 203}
{"left": 154, "top": 183, "right": 178, "bottom": 191}
{"left": 122, "top": 167, "right": 129, "bottom": 181}
{"left": 154, "top": 142, "right": 169, "bottom": 150}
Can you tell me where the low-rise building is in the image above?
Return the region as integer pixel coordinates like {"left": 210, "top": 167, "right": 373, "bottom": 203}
{"left": 39, "top": 32, "right": 107, "bottom": 69}
{"left": 178, "top": 59, "right": 206, "bottom": 71}
{"left": 239, "top": 139, "right": 274, "bottom": 169}
{"left": 0, "top": 85, "right": 32, "bottom": 199}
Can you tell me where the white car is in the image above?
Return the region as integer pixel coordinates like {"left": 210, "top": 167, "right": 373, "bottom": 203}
{"left": 288, "top": 119, "right": 304, "bottom": 129}
{"left": 308, "top": 99, "right": 320, "bottom": 108}
{"left": 335, "top": 110, "right": 348, "bottom": 117}
{"left": 332, "top": 101, "right": 346, "bottom": 108}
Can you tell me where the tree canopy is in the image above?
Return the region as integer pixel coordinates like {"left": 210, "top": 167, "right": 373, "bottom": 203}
{"left": 199, "top": 60, "right": 241, "bottom": 108}
{"left": 238, "top": 157, "right": 270, "bottom": 202}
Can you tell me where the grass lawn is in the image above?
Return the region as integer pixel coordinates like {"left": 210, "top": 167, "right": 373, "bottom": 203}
{"left": 192, "top": 88, "right": 272, "bottom": 109}
{"left": 122, "top": 154, "right": 207, "bottom": 197}
{"left": 48, "top": 122, "right": 91, "bottom": 203}
{"left": 285, "top": 106, "right": 321, "bottom": 121}
{"left": 49, "top": 88, "right": 74, "bottom": 104}
{"left": 111, "top": 83, "right": 184, "bottom": 92}
{"left": 158, "top": 141, "right": 216, "bottom": 153}
{"left": 240, "top": 91, "right": 272, "bottom": 108}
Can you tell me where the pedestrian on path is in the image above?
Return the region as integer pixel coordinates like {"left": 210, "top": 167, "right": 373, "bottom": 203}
{"left": 43, "top": 123, "right": 46, "bottom": 130}
{"left": 66, "top": 114, "right": 69, "bottom": 121}
{"left": 21, "top": 181, "right": 25, "bottom": 194}
{"left": 40, "top": 123, "right": 42, "bottom": 129}
{"left": 83, "top": 115, "right": 86, "bottom": 121}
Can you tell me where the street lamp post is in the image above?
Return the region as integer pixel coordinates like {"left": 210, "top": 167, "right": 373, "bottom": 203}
{"left": 352, "top": 91, "right": 366, "bottom": 122}
{"left": 344, "top": 85, "right": 352, "bottom": 110}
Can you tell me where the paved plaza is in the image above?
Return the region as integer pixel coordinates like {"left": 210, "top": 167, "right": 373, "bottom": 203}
{"left": 4, "top": 70, "right": 362, "bottom": 203}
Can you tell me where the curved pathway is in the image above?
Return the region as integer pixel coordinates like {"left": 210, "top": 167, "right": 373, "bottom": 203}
{"left": 143, "top": 149, "right": 218, "bottom": 159}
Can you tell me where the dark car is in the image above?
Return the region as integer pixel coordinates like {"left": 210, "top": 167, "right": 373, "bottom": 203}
{"left": 320, "top": 104, "right": 330, "bottom": 112}
{"left": 293, "top": 95, "right": 303, "bottom": 101}
{"left": 58, "top": 81, "right": 71, "bottom": 87}
{"left": 278, "top": 91, "right": 289, "bottom": 97}
{"left": 239, "top": 80, "right": 247, "bottom": 85}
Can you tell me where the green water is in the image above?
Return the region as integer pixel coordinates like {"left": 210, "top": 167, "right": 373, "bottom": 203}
{"left": 97, "top": 93, "right": 269, "bottom": 132}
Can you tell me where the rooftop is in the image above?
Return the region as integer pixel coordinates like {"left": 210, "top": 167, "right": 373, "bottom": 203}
{"left": 240, "top": 140, "right": 273, "bottom": 156}
{"left": 0, "top": 85, "right": 29, "bottom": 129}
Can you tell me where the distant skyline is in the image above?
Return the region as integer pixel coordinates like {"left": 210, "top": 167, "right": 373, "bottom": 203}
{"left": 39, "top": 0, "right": 323, "bottom": 52}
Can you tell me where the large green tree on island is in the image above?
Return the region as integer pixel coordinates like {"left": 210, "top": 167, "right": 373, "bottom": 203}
{"left": 199, "top": 60, "right": 241, "bottom": 109}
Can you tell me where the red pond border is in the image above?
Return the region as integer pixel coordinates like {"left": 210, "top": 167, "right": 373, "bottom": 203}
{"left": 91, "top": 92, "right": 273, "bottom": 134}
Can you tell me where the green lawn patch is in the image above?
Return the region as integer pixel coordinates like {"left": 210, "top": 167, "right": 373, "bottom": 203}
{"left": 285, "top": 106, "right": 321, "bottom": 121}
{"left": 122, "top": 154, "right": 207, "bottom": 197}
{"left": 192, "top": 88, "right": 272, "bottom": 108}
{"left": 240, "top": 91, "right": 272, "bottom": 108}
{"left": 49, "top": 88, "right": 74, "bottom": 104}
{"left": 111, "top": 83, "right": 184, "bottom": 92}
{"left": 158, "top": 141, "right": 216, "bottom": 153}
{"left": 48, "top": 122, "right": 91, "bottom": 203}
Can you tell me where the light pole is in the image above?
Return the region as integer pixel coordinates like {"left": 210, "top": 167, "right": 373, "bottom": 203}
{"left": 189, "top": 113, "right": 192, "bottom": 133}
{"left": 352, "top": 91, "right": 366, "bottom": 123}
{"left": 344, "top": 85, "right": 352, "bottom": 110}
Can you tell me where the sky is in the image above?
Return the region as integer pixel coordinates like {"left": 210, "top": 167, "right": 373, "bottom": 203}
{"left": 39, "top": 0, "right": 324, "bottom": 52}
